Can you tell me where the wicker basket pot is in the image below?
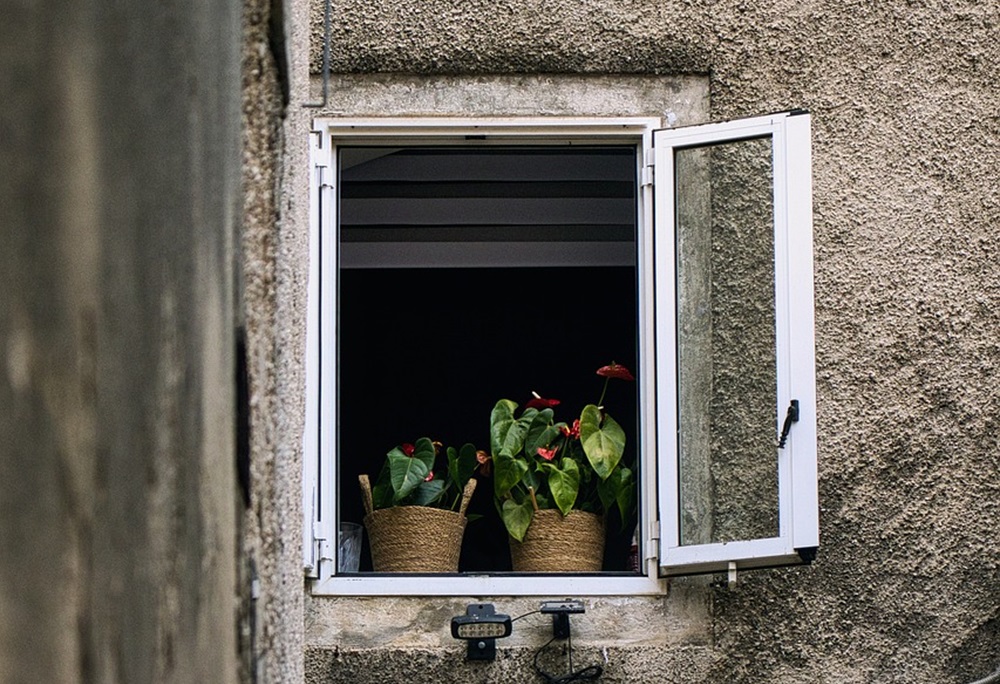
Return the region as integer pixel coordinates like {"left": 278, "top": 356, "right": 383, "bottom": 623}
{"left": 509, "top": 509, "right": 605, "bottom": 572}
{"left": 359, "top": 474, "right": 476, "bottom": 573}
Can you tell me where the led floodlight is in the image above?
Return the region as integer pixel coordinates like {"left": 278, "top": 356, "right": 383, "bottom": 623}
{"left": 450, "top": 603, "right": 512, "bottom": 661}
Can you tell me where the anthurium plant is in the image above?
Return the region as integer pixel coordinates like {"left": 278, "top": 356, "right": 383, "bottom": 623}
{"left": 489, "top": 362, "right": 637, "bottom": 541}
{"left": 370, "top": 437, "right": 485, "bottom": 511}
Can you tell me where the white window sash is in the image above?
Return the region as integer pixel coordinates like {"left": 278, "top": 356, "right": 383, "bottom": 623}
{"left": 654, "top": 112, "right": 818, "bottom": 576}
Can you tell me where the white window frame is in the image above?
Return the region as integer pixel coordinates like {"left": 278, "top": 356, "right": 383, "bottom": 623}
{"left": 654, "top": 111, "right": 819, "bottom": 576}
{"left": 303, "top": 114, "right": 818, "bottom": 596}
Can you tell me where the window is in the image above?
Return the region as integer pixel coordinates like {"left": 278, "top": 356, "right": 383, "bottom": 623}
{"left": 303, "top": 114, "right": 817, "bottom": 595}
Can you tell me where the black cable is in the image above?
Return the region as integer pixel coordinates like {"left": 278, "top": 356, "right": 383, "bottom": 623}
{"left": 532, "top": 635, "right": 603, "bottom": 683}
{"left": 512, "top": 610, "right": 542, "bottom": 623}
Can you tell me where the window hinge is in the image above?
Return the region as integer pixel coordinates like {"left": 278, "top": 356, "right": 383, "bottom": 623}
{"left": 641, "top": 148, "right": 655, "bottom": 187}
{"left": 646, "top": 520, "right": 660, "bottom": 562}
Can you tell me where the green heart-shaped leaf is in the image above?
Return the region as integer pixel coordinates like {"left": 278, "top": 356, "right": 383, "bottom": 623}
{"left": 490, "top": 400, "right": 537, "bottom": 457}
{"left": 410, "top": 478, "right": 447, "bottom": 506}
{"left": 388, "top": 448, "right": 431, "bottom": 501}
{"left": 502, "top": 497, "right": 535, "bottom": 542}
{"left": 540, "top": 457, "right": 580, "bottom": 516}
{"left": 597, "top": 464, "right": 635, "bottom": 527}
{"left": 524, "top": 409, "right": 560, "bottom": 456}
{"left": 579, "top": 404, "right": 626, "bottom": 480}
{"left": 493, "top": 452, "right": 529, "bottom": 498}
{"left": 412, "top": 437, "right": 436, "bottom": 470}
{"left": 447, "top": 443, "right": 479, "bottom": 494}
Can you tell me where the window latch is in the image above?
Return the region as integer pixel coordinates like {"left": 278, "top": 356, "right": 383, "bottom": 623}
{"left": 777, "top": 399, "right": 799, "bottom": 449}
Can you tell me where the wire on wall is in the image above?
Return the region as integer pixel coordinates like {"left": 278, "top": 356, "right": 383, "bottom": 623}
{"left": 533, "top": 634, "right": 603, "bottom": 683}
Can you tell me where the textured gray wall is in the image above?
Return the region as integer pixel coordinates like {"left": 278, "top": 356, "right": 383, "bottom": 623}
{"left": 1, "top": 2, "right": 242, "bottom": 682}
{"left": 241, "top": 0, "right": 312, "bottom": 678}
{"left": 290, "top": 1, "right": 1000, "bottom": 682}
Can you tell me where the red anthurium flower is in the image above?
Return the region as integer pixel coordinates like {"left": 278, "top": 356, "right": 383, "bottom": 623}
{"left": 559, "top": 418, "right": 581, "bottom": 440}
{"left": 537, "top": 446, "right": 559, "bottom": 461}
{"left": 526, "top": 390, "right": 561, "bottom": 410}
{"left": 596, "top": 362, "right": 635, "bottom": 381}
{"left": 424, "top": 470, "right": 434, "bottom": 482}
{"left": 401, "top": 443, "right": 415, "bottom": 456}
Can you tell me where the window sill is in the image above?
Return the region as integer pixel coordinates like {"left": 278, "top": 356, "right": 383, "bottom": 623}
{"left": 310, "top": 572, "right": 667, "bottom": 597}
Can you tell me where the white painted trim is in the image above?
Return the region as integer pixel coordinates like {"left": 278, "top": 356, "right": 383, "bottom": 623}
{"left": 653, "top": 112, "right": 819, "bottom": 575}
{"left": 660, "top": 536, "right": 794, "bottom": 568}
{"left": 317, "top": 135, "right": 339, "bottom": 578}
{"left": 313, "top": 116, "right": 663, "bottom": 141}
{"left": 653, "top": 133, "right": 681, "bottom": 562}
{"left": 313, "top": 574, "right": 666, "bottom": 597}
{"left": 306, "top": 116, "right": 665, "bottom": 596}
{"left": 784, "top": 113, "right": 819, "bottom": 551}
{"left": 303, "top": 132, "right": 323, "bottom": 576}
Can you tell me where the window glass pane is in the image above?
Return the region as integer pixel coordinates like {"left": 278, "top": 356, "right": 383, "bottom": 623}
{"left": 675, "top": 137, "right": 779, "bottom": 546}
{"left": 336, "top": 146, "right": 640, "bottom": 572}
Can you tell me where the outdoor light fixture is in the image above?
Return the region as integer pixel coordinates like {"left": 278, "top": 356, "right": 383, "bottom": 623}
{"left": 540, "top": 599, "right": 585, "bottom": 639}
{"left": 450, "top": 603, "right": 512, "bottom": 661}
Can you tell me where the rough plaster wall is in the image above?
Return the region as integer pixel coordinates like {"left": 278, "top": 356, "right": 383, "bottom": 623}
{"left": 1, "top": 2, "right": 241, "bottom": 683}
{"left": 293, "top": 1, "right": 1000, "bottom": 682}
{"left": 242, "top": 0, "right": 312, "bottom": 680}
{"left": 297, "top": 70, "right": 711, "bottom": 682}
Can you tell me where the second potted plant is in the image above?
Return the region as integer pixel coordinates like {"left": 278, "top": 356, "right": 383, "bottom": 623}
{"left": 489, "top": 362, "right": 637, "bottom": 571}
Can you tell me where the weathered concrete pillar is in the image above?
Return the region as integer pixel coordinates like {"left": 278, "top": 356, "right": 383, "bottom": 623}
{"left": 1, "top": 2, "right": 242, "bottom": 682}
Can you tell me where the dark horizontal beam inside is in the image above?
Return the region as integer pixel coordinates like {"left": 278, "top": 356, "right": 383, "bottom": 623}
{"left": 340, "top": 224, "right": 635, "bottom": 243}
{"left": 340, "top": 180, "right": 635, "bottom": 199}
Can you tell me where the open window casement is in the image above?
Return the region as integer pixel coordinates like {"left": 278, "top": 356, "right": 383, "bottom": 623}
{"left": 654, "top": 111, "right": 819, "bottom": 576}
{"left": 302, "top": 113, "right": 818, "bottom": 594}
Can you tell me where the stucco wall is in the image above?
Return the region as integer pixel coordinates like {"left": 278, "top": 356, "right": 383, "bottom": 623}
{"left": 242, "top": 0, "right": 313, "bottom": 680}
{"left": 285, "top": 1, "right": 1000, "bottom": 682}
{"left": 1, "top": 2, "right": 242, "bottom": 682}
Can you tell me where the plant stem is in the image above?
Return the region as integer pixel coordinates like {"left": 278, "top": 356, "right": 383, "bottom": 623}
{"left": 528, "top": 486, "right": 540, "bottom": 512}
{"left": 596, "top": 376, "right": 610, "bottom": 408}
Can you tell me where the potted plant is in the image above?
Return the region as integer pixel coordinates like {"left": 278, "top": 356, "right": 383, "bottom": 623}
{"left": 359, "top": 437, "right": 483, "bottom": 572}
{"left": 489, "top": 362, "right": 637, "bottom": 571}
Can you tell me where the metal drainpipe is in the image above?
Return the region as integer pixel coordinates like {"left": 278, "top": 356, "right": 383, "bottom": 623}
{"left": 303, "top": 0, "right": 330, "bottom": 108}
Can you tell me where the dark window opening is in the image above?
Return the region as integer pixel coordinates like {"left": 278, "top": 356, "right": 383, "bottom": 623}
{"left": 336, "top": 146, "right": 640, "bottom": 572}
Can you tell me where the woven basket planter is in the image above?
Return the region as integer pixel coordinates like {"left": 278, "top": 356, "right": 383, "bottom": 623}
{"left": 359, "top": 474, "right": 476, "bottom": 573}
{"left": 509, "top": 509, "right": 605, "bottom": 572}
